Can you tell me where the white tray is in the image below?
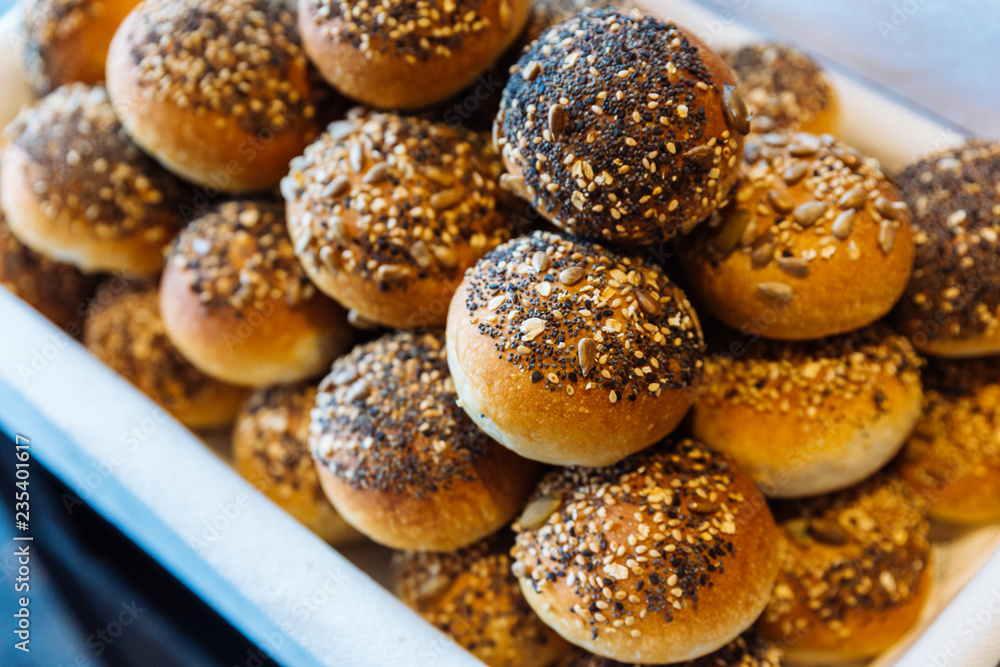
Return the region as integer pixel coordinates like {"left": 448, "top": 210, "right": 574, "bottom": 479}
{"left": 1, "top": 2, "right": 999, "bottom": 666}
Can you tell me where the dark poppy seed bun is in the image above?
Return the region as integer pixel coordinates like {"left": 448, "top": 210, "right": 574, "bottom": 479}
{"left": 721, "top": 42, "right": 838, "bottom": 135}
{"left": 897, "top": 356, "right": 1000, "bottom": 524}
{"left": 298, "top": 0, "right": 531, "bottom": 110}
{"left": 391, "top": 534, "right": 571, "bottom": 667}
{"left": 691, "top": 324, "right": 924, "bottom": 498}
{"left": 511, "top": 440, "right": 779, "bottom": 664}
{"left": 283, "top": 109, "right": 512, "bottom": 329}
{"left": 160, "top": 200, "right": 352, "bottom": 387}
{"left": 494, "top": 8, "right": 748, "bottom": 245}
{"left": 21, "top": 0, "right": 140, "bottom": 95}
{"left": 679, "top": 131, "right": 914, "bottom": 340}
{"left": 311, "top": 330, "right": 542, "bottom": 551}
{"left": 556, "top": 632, "right": 783, "bottom": 667}
{"left": 84, "top": 283, "right": 249, "bottom": 428}
{"left": 1, "top": 84, "right": 186, "bottom": 276}
{"left": 232, "top": 382, "right": 361, "bottom": 545}
{"left": 0, "top": 168, "right": 96, "bottom": 329}
{"left": 892, "top": 140, "right": 1000, "bottom": 357}
{"left": 446, "top": 230, "right": 704, "bottom": 467}
{"left": 106, "top": 0, "right": 323, "bottom": 193}
{"left": 758, "top": 473, "right": 932, "bottom": 664}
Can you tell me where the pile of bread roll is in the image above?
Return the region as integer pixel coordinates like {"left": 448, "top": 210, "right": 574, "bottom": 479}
{"left": 3, "top": 0, "right": 999, "bottom": 664}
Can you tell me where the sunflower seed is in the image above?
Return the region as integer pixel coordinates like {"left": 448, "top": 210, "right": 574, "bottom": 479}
{"left": 327, "top": 120, "right": 354, "bottom": 140}
{"left": 684, "top": 145, "right": 715, "bottom": 168}
{"left": 637, "top": 293, "right": 662, "bottom": 316}
{"left": 344, "top": 379, "right": 370, "bottom": 403}
{"left": 578, "top": 337, "right": 597, "bottom": 376}
{"left": 363, "top": 161, "right": 390, "bottom": 184}
{"left": 433, "top": 245, "right": 458, "bottom": 269}
{"left": 327, "top": 175, "right": 351, "bottom": 198}
{"left": 410, "top": 240, "right": 432, "bottom": 268}
{"left": 522, "top": 61, "right": 542, "bottom": 82}
{"left": 518, "top": 494, "right": 561, "bottom": 530}
{"left": 520, "top": 317, "right": 546, "bottom": 340}
{"left": 722, "top": 84, "right": 751, "bottom": 135}
{"left": 782, "top": 161, "right": 808, "bottom": 185}
{"left": 756, "top": 282, "right": 794, "bottom": 300}
{"left": 531, "top": 251, "right": 550, "bottom": 273}
{"left": 429, "top": 188, "right": 465, "bottom": 210}
{"left": 793, "top": 201, "right": 828, "bottom": 227}
{"left": 788, "top": 134, "right": 821, "bottom": 156}
{"left": 809, "top": 519, "right": 848, "bottom": 545}
{"left": 831, "top": 209, "right": 855, "bottom": 239}
{"left": 879, "top": 220, "right": 896, "bottom": 254}
{"left": 776, "top": 256, "right": 810, "bottom": 277}
{"left": 414, "top": 574, "right": 451, "bottom": 606}
{"left": 838, "top": 187, "right": 867, "bottom": 210}
{"left": 424, "top": 166, "right": 454, "bottom": 186}
{"left": 751, "top": 240, "right": 775, "bottom": 267}
{"left": 688, "top": 499, "right": 719, "bottom": 514}
{"left": 548, "top": 104, "right": 566, "bottom": 139}
{"left": 376, "top": 264, "right": 409, "bottom": 283}
{"left": 349, "top": 142, "right": 365, "bottom": 173}
{"left": 713, "top": 208, "right": 751, "bottom": 255}
{"left": 499, "top": 172, "right": 529, "bottom": 199}
{"left": 559, "top": 266, "right": 585, "bottom": 285}
{"left": 875, "top": 196, "right": 907, "bottom": 221}
{"left": 767, "top": 189, "right": 794, "bottom": 214}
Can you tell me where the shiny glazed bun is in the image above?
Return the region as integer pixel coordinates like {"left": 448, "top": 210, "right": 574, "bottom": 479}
{"left": 84, "top": 283, "right": 248, "bottom": 428}
{"left": 721, "top": 42, "right": 838, "bottom": 135}
{"left": 21, "top": 0, "right": 140, "bottom": 94}
{"left": 447, "top": 230, "right": 704, "bottom": 467}
{"left": 391, "top": 535, "right": 571, "bottom": 667}
{"left": 692, "top": 325, "right": 924, "bottom": 498}
{"left": 556, "top": 632, "right": 783, "bottom": 667}
{"left": 160, "top": 200, "right": 352, "bottom": 387}
{"left": 298, "top": 0, "right": 531, "bottom": 109}
{"left": 0, "top": 176, "right": 96, "bottom": 329}
{"left": 897, "top": 356, "right": 1000, "bottom": 524}
{"left": 758, "top": 473, "right": 932, "bottom": 664}
{"left": 1, "top": 84, "right": 186, "bottom": 275}
{"left": 495, "top": 8, "right": 748, "bottom": 245}
{"left": 892, "top": 140, "right": 1000, "bottom": 357}
{"left": 232, "top": 382, "right": 360, "bottom": 545}
{"left": 106, "top": 0, "right": 323, "bottom": 192}
{"left": 679, "top": 131, "right": 914, "bottom": 340}
{"left": 311, "top": 330, "right": 542, "bottom": 551}
{"left": 511, "top": 439, "right": 779, "bottom": 664}
{"left": 283, "top": 109, "right": 511, "bottom": 328}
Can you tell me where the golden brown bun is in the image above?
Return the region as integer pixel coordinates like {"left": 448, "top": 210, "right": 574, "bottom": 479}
{"left": 232, "top": 382, "right": 361, "bottom": 545}
{"left": 21, "top": 0, "right": 140, "bottom": 94}
{"left": 84, "top": 282, "right": 248, "bottom": 428}
{"left": 512, "top": 440, "right": 779, "bottom": 664}
{"left": 106, "top": 0, "right": 322, "bottom": 193}
{"left": 892, "top": 140, "right": 1000, "bottom": 357}
{"left": 721, "top": 42, "right": 838, "bottom": 136}
{"left": 679, "top": 131, "right": 914, "bottom": 340}
{"left": 0, "top": 177, "right": 96, "bottom": 330}
{"left": 160, "top": 201, "right": 353, "bottom": 388}
{"left": 556, "top": 632, "right": 784, "bottom": 667}
{"left": 391, "top": 535, "right": 571, "bottom": 667}
{"left": 447, "top": 230, "right": 704, "bottom": 467}
{"left": 691, "top": 325, "right": 924, "bottom": 498}
{"left": 298, "top": 0, "right": 530, "bottom": 109}
{"left": 0, "top": 84, "right": 186, "bottom": 275}
{"left": 312, "top": 331, "right": 542, "bottom": 551}
{"left": 897, "top": 356, "right": 1000, "bottom": 524}
{"left": 283, "top": 110, "right": 511, "bottom": 328}
{"left": 757, "top": 473, "right": 931, "bottom": 663}
{"left": 495, "top": 9, "right": 747, "bottom": 245}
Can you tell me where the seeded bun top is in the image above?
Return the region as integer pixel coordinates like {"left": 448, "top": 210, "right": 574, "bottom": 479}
{"left": 722, "top": 42, "right": 835, "bottom": 134}
{"left": 168, "top": 201, "right": 321, "bottom": 312}
{"left": 760, "top": 473, "right": 930, "bottom": 658}
{"left": 522, "top": 0, "right": 637, "bottom": 45}
{"left": 511, "top": 439, "right": 778, "bottom": 663}
{"left": 458, "top": 229, "right": 703, "bottom": 403}
{"left": 680, "top": 131, "right": 914, "bottom": 340}
{"left": 495, "top": 8, "right": 747, "bottom": 245}
{"left": 284, "top": 109, "right": 511, "bottom": 294}
{"left": 392, "top": 534, "right": 570, "bottom": 667}
{"left": 557, "top": 632, "right": 783, "bottom": 667}
{"left": 3, "top": 83, "right": 185, "bottom": 243}
{"left": 311, "top": 331, "right": 503, "bottom": 495}
{"left": 892, "top": 140, "right": 1000, "bottom": 356}
{"left": 118, "top": 0, "right": 316, "bottom": 135}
